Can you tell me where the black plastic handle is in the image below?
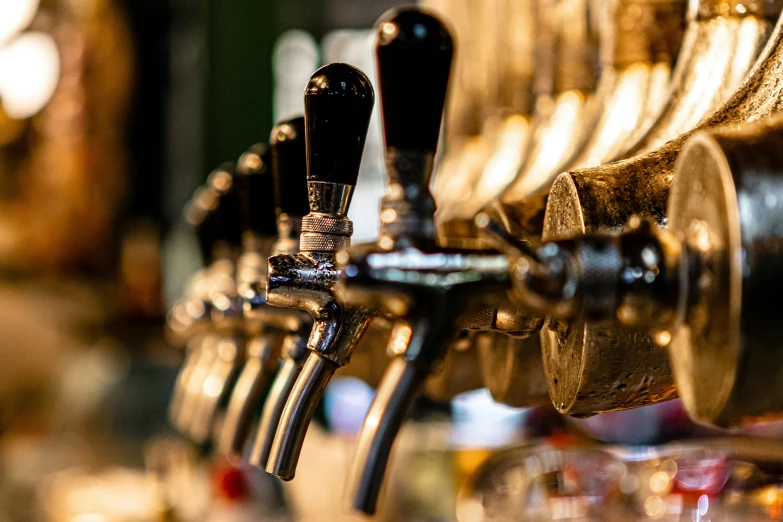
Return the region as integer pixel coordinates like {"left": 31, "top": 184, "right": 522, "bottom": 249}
{"left": 305, "top": 63, "right": 375, "bottom": 186}
{"left": 271, "top": 115, "right": 310, "bottom": 218}
{"left": 375, "top": 8, "right": 453, "bottom": 151}
{"left": 207, "top": 162, "right": 243, "bottom": 248}
{"left": 185, "top": 186, "right": 220, "bottom": 264}
{"left": 236, "top": 143, "right": 277, "bottom": 237}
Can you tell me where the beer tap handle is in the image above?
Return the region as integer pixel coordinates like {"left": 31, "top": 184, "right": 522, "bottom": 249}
{"left": 374, "top": 8, "right": 454, "bottom": 249}
{"left": 264, "top": 64, "right": 375, "bottom": 480}
{"left": 207, "top": 162, "right": 243, "bottom": 252}
{"left": 271, "top": 116, "right": 310, "bottom": 220}
{"left": 236, "top": 144, "right": 277, "bottom": 239}
{"left": 304, "top": 63, "right": 374, "bottom": 189}
{"left": 376, "top": 7, "right": 453, "bottom": 154}
{"left": 187, "top": 186, "right": 221, "bottom": 266}
{"left": 343, "top": 9, "right": 456, "bottom": 514}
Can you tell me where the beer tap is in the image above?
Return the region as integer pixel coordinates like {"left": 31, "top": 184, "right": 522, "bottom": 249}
{"left": 337, "top": 9, "right": 532, "bottom": 514}
{"left": 171, "top": 166, "right": 241, "bottom": 435}
{"left": 216, "top": 142, "right": 283, "bottom": 457}
{"left": 540, "top": 4, "right": 783, "bottom": 417}
{"left": 188, "top": 164, "right": 247, "bottom": 444}
{"left": 243, "top": 115, "right": 315, "bottom": 467}
{"left": 261, "top": 63, "right": 375, "bottom": 481}
{"left": 168, "top": 188, "right": 221, "bottom": 431}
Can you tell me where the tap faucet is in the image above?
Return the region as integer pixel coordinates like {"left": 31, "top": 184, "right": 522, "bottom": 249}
{"left": 216, "top": 143, "right": 286, "bottom": 457}
{"left": 260, "top": 63, "right": 375, "bottom": 481}
{"left": 168, "top": 188, "right": 221, "bottom": 431}
{"left": 172, "top": 172, "right": 241, "bottom": 436}
{"left": 188, "top": 163, "right": 247, "bottom": 443}
{"left": 246, "top": 116, "right": 314, "bottom": 469}
{"left": 336, "top": 9, "right": 533, "bottom": 514}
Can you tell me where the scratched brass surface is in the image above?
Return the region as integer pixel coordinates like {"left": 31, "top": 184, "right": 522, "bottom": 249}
{"left": 540, "top": 7, "right": 783, "bottom": 416}
{"left": 621, "top": 12, "right": 773, "bottom": 157}
{"left": 668, "top": 116, "right": 783, "bottom": 428}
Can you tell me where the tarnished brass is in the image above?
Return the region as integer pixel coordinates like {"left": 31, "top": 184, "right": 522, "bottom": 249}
{"left": 668, "top": 115, "right": 783, "bottom": 427}
{"left": 540, "top": 4, "right": 783, "bottom": 416}
{"left": 497, "top": 0, "right": 774, "bottom": 240}
{"left": 477, "top": 332, "right": 551, "bottom": 407}
{"left": 432, "top": 0, "right": 538, "bottom": 226}
{"left": 621, "top": 0, "right": 776, "bottom": 157}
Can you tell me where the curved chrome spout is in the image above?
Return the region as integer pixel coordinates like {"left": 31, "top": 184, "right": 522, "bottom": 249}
{"left": 168, "top": 335, "right": 205, "bottom": 427}
{"left": 216, "top": 335, "right": 279, "bottom": 457}
{"left": 345, "top": 358, "right": 426, "bottom": 515}
{"left": 248, "top": 336, "right": 308, "bottom": 469}
{"left": 174, "top": 335, "right": 218, "bottom": 433}
{"left": 189, "top": 336, "right": 244, "bottom": 443}
{"left": 265, "top": 307, "right": 373, "bottom": 479}
{"left": 265, "top": 353, "right": 337, "bottom": 480}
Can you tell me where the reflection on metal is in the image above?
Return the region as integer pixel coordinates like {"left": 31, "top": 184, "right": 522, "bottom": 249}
{"left": 430, "top": 0, "right": 538, "bottom": 223}
{"left": 667, "top": 116, "right": 783, "bottom": 427}
{"left": 621, "top": 7, "right": 774, "bottom": 157}
{"left": 541, "top": 6, "right": 783, "bottom": 416}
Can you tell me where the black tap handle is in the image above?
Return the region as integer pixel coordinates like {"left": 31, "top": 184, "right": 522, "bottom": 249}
{"left": 374, "top": 8, "right": 453, "bottom": 152}
{"left": 207, "top": 162, "right": 243, "bottom": 248}
{"left": 236, "top": 144, "right": 277, "bottom": 237}
{"left": 271, "top": 116, "right": 310, "bottom": 218}
{"left": 305, "top": 63, "right": 375, "bottom": 186}
{"left": 185, "top": 186, "right": 220, "bottom": 265}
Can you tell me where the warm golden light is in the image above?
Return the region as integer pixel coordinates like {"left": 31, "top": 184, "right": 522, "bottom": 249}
{"left": 0, "top": 0, "right": 38, "bottom": 45}
{"left": 0, "top": 31, "right": 60, "bottom": 119}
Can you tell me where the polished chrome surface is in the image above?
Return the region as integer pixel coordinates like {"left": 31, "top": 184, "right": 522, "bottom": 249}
{"left": 306, "top": 181, "right": 354, "bottom": 216}
{"left": 379, "top": 148, "right": 437, "bottom": 249}
{"left": 174, "top": 335, "right": 219, "bottom": 433}
{"left": 345, "top": 357, "right": 426, "bottom": 515}
{"left": 266, "top": 353, "right": 338, "bottom": 480}
{"left": 248, "top": 332, "right": 309, "bottom": 468}
{"left": 216, "top": 335, "right": 279, "bottom": 457}
{"left": 189, "top": 336, "right": 244, "bottom": 443}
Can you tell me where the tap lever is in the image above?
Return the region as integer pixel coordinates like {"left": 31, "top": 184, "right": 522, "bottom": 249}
{"left": 304, "top": 63, "right": 374, "bottom": 187}
{"left": 375, "top": 8, "right": 453, "bottom": 152}
{"left": 236, "top": 144, "right": 277, "bottom": 239}
{"left": 300, "top": 64, "right": 372, "bottom": 253}
{"left": 375, "top": 9, "right": 454, "bottom": 249}
{"left": 272, "top": 116, "right": 310, "bottom": 220}
{"left": 207, "top": 163, "right": 243, "bottom": 251}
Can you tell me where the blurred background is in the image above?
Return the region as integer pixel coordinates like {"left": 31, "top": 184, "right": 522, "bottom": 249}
{"left": 0, "top": 1, "right": 414, "bottom": 520}
{"left": 5, "top": 1, "right": 783, "bottom": 521}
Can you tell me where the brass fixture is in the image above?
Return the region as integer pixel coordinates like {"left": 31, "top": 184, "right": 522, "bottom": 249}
{"left": 541, "top": 5, "right": 783, "bottom": 417}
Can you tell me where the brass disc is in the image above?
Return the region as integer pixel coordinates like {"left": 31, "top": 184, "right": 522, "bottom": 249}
{"left": 669, "top": 120, "right": 783, "bottom": 427}
{"left": 667, "top": 133, "right": 740, "bottom": 427}
{"left": 541, "top": 173, "right": 676, "bottom": 416}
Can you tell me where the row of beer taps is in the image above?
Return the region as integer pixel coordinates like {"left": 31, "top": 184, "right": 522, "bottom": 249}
{"left": 166, "top": 0, "right": 783, "bottom": 516}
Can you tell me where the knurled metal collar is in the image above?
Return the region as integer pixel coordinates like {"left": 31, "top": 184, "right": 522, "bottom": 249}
{"left": 300, "top": 214, "right": 353, "bottom": 253}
